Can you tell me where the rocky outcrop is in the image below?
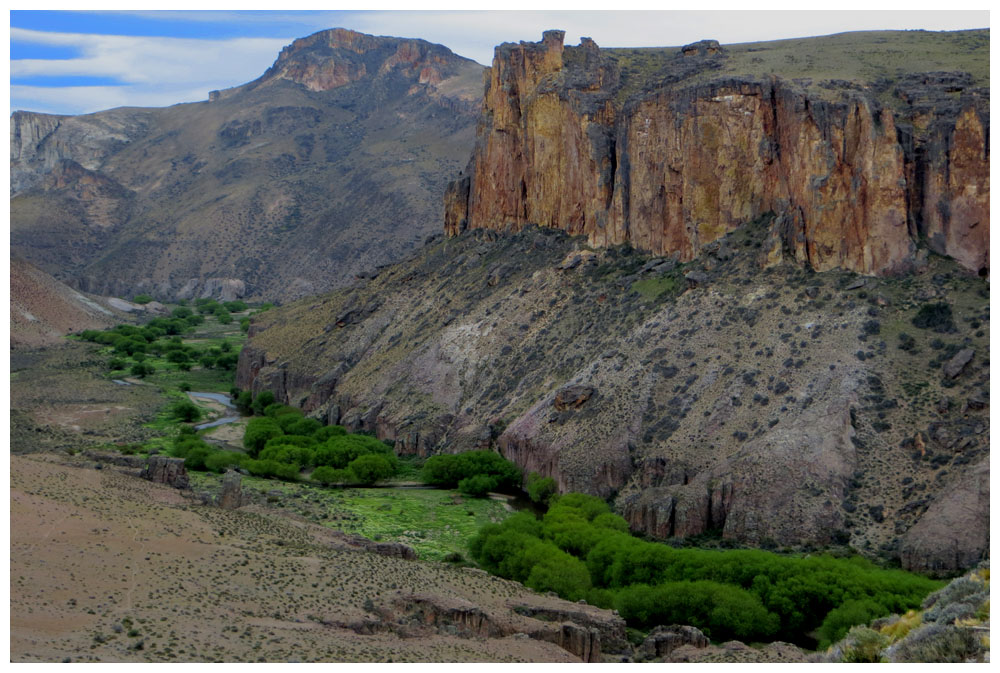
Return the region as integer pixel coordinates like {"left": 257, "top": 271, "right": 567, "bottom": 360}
{"left": 218, "top": 470, "right": 243, "bottom": 510}
{"left": 639, "top": 624, "right": 709, "bottom": 661}
{"left": 250, "top": 28, "right": 481, "bottom": 101}
{"left": 373, "top": 593, "right": 624, "bottom": 661}
{"left": 140, "top": 456, "right": 190, "bottom": 489}
{"left": 622, "top": 388, "right": 857, "bottom": 545}
{"left": 445, "top": 32, "right": 987, "bottom": 276}
{"left": 899, "top": 457, "right": 989, "bottom": 576}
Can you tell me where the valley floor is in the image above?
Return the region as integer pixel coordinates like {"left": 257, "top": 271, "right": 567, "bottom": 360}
{"left": 9, "top": 453, "right": 594, "bottom": 663}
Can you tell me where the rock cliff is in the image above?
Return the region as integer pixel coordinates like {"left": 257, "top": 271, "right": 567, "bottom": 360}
{"left": 445, "top": 32, "right": 988, "bottom": 277}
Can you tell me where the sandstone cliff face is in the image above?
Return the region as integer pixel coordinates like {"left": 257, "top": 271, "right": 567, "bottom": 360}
{"left": 446, "top": 33, "right": 987, "bottom": 276}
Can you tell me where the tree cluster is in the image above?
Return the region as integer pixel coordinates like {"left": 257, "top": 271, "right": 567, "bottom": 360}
{"left": 469, "top": 493, "right": 941, "bottom": 644}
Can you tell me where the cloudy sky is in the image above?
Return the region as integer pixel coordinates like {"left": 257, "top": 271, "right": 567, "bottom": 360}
{"left": 10, "top": 8, "right": 990, "bottom": 116}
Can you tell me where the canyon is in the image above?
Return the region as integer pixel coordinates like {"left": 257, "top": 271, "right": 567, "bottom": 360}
{"left": 238, "top": 29, "right": 989, "bottom": 575}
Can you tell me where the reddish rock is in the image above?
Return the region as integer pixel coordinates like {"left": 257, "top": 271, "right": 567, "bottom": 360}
{"left": 445, "top": 32, "right": 988, "bottom": 276}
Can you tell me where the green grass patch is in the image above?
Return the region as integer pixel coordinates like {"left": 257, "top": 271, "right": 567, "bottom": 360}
{"left": 631, "top": 274, "right": 681, "bottom": 300}
{"left": 188, "top": 472, "right": 512, "bottom": 561}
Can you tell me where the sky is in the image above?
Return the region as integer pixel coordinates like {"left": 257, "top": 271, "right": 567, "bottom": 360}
{"left": 8, "top": 8, "right": 991, "bottom": 116}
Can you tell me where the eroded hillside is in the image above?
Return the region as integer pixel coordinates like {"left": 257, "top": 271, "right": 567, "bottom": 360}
{"left": 238, "top": 223, "right": 989, "bottom": 574}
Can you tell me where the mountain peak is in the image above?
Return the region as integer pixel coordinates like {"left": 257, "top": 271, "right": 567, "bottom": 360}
{"left": 250, "top": 28, "right": 479, "bottom": 94}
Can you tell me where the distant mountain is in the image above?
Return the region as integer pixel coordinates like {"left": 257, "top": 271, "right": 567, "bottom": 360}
{"left": 11, "top": 29, "right": 484, "bottom": 303}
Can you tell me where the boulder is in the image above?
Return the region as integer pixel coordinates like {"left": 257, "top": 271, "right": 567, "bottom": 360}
{"left": 942, "top": 348, "right": 974, "bottom": 378}
{"left": 140, "top": 455, "right": 189, "bottom": 489}
{"left": 553, "top": 384, "right": 595, "bottom": 411}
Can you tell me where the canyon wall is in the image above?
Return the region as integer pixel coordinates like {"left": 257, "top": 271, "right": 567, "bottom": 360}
{"left": 445, "top": 32, "right": 988, "bottom": 276}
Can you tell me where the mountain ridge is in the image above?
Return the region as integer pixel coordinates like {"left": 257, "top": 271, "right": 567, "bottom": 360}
{"left": 11, "top": 28, "right": 485, "bottom": 303}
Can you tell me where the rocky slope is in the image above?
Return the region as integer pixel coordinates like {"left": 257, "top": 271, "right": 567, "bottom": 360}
{"left": 237, "top": 223, "right": 989, "bottom": 574}
{"left": 11, "top": 29, "right": 483, "bottom": 302}
{"left": 10, "top": 258, "right": 134, "bottom": 348}
{"left": 445, "top": 30, "right": 989, "bottom": 278}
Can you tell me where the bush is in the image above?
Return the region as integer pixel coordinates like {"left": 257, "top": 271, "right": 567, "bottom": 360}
{"left": 525, "top": 472, "right": 558, "bottom": 506}
{"left": 912, "top": 303, "right": 955, "bottom": 333}
{"left": 223, "top": 300, "right": 247, "bottom": 312}
{"left": 130, "top": 362, "right": 155, "bottom": 378}
{"left": 240, "top": 318, "right": 250, "bottom": 334}
{"left": 243, "top": 417, "right": 283, "bottom": 457}
{"left": 251, "top": 391, "right": 276, "bottom": 416}
{"left": 422, "top": 451, "right": 522, "bottom": 491}
{"left": 891, "top": 623, "right": 985, "bottom": 663}
{"left": 819, "top": 598, "right": 888, "bottom": 648}
{"left": 838, "top": 625, "right": 889, "bottom": 662}
{"left": 132, "top": 294, "right": 153, "bottom": 304}
{"left": 204, "top": 451, "right": 247, "bottom": 473}
{"left": 235, "top": 390, "right": 253, "bottom": 415}
{"left": 458, "top": 474, "right": 497, "bottom": 497}
{"left": 170, "top": 400, "right": 203, "bottom": 423}
{"left": 108, "top": 357, "right": 127, "bottom": 371}
{"left": 310, "top": 465, "right": 341, "bottom": 485}
{"left": 347, "top": 454, "right": 395, "bottom": 485}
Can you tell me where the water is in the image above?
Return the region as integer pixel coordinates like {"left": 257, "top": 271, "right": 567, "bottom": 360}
{"left": 191, "top": 391, "right": 240, "bottom": 430}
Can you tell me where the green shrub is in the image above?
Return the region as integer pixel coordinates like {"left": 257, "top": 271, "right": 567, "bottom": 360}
{"left": 458, "top": 474, "right": 497, "bottom": 497}
{"left": 819, "top": 598, "right": 888, "bottom": 648}
{"left": 108, "top": 357, "right": 127, "bottom": 371}
{"left": 223, "top": 300, "right": 247, "bottom": 312}
{"left": 837, "top": 625, "right": 889, "bottom": 662}
{"left": 422, "top": 451, "right": 522, "bottom": 491}
{"left": 347, "top": 454, "right": 395, "bottom": 485}
{"left": 130, "top": 362, "right": 155, "bottom": 378}
{"left": 204, "top": 451, "right": 247, "bottom": 472}
{"left": 235, "top": 390, "right": 253, "bottom": 415}
{"left": 912, "top": 303, "right": 955, "bottom": 333}
{"left": 251, "top": 391, "right": 276, "bottom": 416}
{"left": 525, "top": 472, "right": 558, "bottom": 506}
{"left": 310, "top": 465, "right": 342, "bottom": 485}
{"left": 170, "top": 400, "right": 203, "bottom": 423}
{"left": 242, "top": 417, "right": 283, "bottom": 457}
{"left": 132, "top": 294, "right": 153, "bottom": 304}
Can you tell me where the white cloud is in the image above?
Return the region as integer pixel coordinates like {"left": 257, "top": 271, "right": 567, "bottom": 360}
{"left": 348, "top": 10, "right": 990, "bottom": 66}
{"left": 11, "top": 28, "right": 292, "bottom": 113}
{"left": 11, "top": 84, "right": 216, "bottom": 116}
{"left": 10, "top": 10, "right": 989, "bottom": 114}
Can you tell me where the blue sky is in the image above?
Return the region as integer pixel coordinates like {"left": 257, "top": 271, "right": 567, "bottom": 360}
{"left": 10, "top": 9, "right": 991, "bottom": 116}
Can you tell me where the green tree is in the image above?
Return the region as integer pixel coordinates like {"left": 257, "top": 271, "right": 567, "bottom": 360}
{"left": 458, "top": 473, "right": 497, "bottom": 497}
{"left": 130, "top": 362, "right": 155, "bottom": 378}
{"left": 235, "top": 390, "right": 253, "bottom": 415}
{"left": 251, "top": 391, "right": 276, "bottom": 416}
{"left": 243, "top": 417, "right": 283, "bottom": 457}
{"left": 170, "top": 399, "right": 203, "bottom": 422}
{"left": 526, "top": 472, "right": 558, "bottom": 506}
{"left": 347, "top": 454, "right": 395, "bottom": 484}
